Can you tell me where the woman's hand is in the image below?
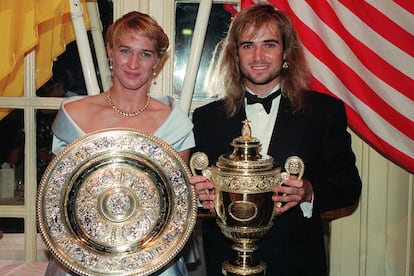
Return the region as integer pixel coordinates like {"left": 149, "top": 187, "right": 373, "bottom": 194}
{"left": 190, "top": 175, "right": 215, "bottom": 210}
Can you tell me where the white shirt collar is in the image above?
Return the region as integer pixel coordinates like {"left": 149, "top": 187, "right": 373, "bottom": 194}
{"left": 245, "top": 84, "right": 281, "bottom": 97}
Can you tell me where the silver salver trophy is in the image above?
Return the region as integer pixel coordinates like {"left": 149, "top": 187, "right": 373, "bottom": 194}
{"left": 37, "top": 128, "right": 198, "bottom": 276}
{"left": 190, "top": 120, "right": 304, "bottom": 276}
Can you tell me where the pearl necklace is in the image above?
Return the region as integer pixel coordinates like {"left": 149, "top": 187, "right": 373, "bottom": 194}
{"left": 106, "top": 91, "right": 150, "bottom": 117}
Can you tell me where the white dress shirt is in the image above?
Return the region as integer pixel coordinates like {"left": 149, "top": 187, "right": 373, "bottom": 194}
{"left": 244, "top": 85, "right": 313, "bottom": 218}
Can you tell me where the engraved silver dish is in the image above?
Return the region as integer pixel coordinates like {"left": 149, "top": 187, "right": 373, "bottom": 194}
{"left": 37, "top": 128, "right": 197, "bottom": 276}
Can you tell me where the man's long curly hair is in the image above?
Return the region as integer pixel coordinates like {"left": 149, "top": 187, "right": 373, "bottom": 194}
{"left": 205, "top": 3, "right": 312, "bottom": 118}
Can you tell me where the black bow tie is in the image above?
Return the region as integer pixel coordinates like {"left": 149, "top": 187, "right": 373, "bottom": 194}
{"left": 245, "top": 89, "right": 281, "bottom": 114}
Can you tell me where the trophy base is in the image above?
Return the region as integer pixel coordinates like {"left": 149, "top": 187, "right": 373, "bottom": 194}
{"left": 222, "top": 260, "right": 266, "bottom": 276}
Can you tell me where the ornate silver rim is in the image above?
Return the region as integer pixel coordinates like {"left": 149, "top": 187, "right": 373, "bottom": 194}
{"left": 36, "top": 128, "right": 197, "bottom": 276}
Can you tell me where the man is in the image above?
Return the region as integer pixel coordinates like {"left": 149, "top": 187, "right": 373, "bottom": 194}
{"left": 190, "top": 3, "right": 362, "bottom": 275}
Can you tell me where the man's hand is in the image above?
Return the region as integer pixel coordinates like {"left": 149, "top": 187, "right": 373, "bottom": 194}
{"left": 273, "top": 177, "right": 313, "bottom": 214}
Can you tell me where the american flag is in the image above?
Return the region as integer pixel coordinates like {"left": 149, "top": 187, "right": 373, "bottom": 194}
{"left": 227, "top": 0, "right": 414, "bottom": 173}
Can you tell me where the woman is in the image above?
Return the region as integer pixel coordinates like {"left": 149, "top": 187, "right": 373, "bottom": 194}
{"left": 46, "top": 11, "right": 194, "bottom": 276}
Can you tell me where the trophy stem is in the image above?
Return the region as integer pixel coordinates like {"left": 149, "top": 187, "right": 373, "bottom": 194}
{"left": 222, "top": 242, "right": 266, "bottom": 276}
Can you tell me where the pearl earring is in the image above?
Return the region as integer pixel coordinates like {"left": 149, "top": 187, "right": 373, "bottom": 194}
{"left": 152, "top": 69, "right": 157, "bottom": 85}
{"left": 109, "top": 59, "right": 113, "bottom": 76}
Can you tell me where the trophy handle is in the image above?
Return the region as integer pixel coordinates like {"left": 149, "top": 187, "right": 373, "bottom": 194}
{"left": 189, "top": 152, "right": 218, "bottom": 217}
{"left": 284, "top": 155, "right": 305, "bottom": 180}
{"left": 276, "top": 156, "right": 305, "bottom": 208}
{"left": 189, "top": 152, "right": 209, "bottom": 176}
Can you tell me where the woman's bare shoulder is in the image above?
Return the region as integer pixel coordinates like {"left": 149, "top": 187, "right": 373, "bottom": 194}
{"left": 149, "top": 96, "right": 172, "bottom": 111}
{"left": 146, "top": 96, "right": 172, "bottom": 121}
{"left": 64, "top": 94, "right": 107, "bottom": 125}
{"left": 65, "top": 94, "right": 105, "bottom": 112}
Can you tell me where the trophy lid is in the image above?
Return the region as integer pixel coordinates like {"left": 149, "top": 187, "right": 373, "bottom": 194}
{"left": 217, "top": 120, "right": 275, "bottom": 171}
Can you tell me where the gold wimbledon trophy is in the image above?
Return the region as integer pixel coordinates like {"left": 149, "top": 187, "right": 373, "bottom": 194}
{"left": 191, "top": 120, "right": 304, "bottom": 276}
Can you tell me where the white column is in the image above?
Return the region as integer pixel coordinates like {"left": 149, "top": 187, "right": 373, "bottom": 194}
{"left": 69, "top": 0, "right": 100, "bottom": 95}
{"left": 86, "top": 1, "right": 112, "bottom": 92}
{"left": 179, "top": 0, "right": 213, "bottom": 114}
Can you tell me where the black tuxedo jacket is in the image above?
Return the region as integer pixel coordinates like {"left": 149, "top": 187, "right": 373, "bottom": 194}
{"left": 191, "top": 91, "right": 362, "bottom": 276}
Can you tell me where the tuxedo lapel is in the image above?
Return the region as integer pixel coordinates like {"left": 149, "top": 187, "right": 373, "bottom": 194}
{"left": 195, "top": 102, "right": 248, "bottom": 164}
{"left": 267, "top": 96, "right": 303, "bottom": 165}
{"left": 224, "top": 109, "right": 245, "bottom": 134}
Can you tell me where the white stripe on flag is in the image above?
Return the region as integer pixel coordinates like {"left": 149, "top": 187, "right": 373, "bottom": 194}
{"left": 305, "top": 49, "right": 414, "bottom": 158}
{"left": 288, "top": 0, "right": 414, "bottom": 119}
{"left": 332, "top": 1, "right": 414, "bottom": 76}
{"left": 367, "top": 0, "right": 414, "bottom": 34}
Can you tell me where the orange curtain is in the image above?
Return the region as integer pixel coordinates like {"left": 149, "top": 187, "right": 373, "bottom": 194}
{"left": 0, "top": 0, "right": 90, "bottom": 118}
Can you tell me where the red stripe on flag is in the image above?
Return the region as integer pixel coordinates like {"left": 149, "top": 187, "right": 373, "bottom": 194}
{"left": 338, "top": 0, "right": 414, "bottom": 56}
{"left": 306, "top": 1, "right": 414, "bottom": 100}
{"left": 241, "top": 0, "right": 257, "bottom": 9}
{"left": 347, "top": 105, "right": 414, "bottom": 173}
{"left": 393, "top": 0, "right": 414, "bottom": 14}
{"left": 311, "top": 77, "right": 414, "bottom": 173}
